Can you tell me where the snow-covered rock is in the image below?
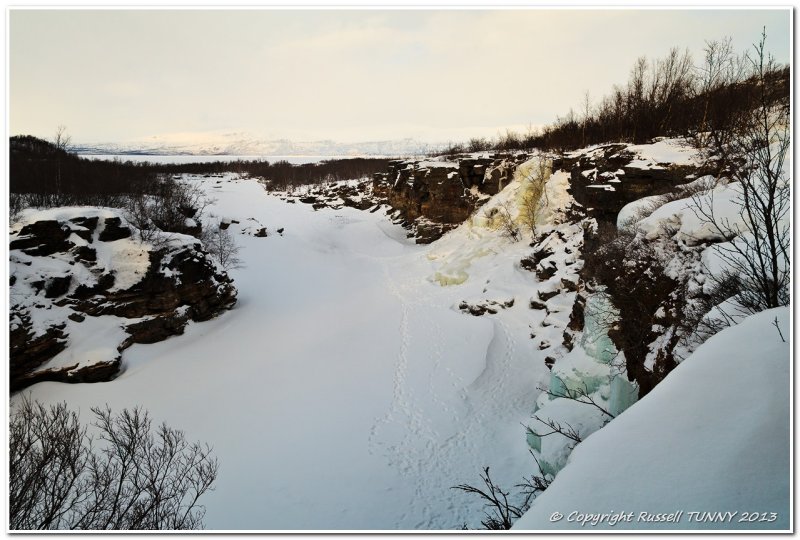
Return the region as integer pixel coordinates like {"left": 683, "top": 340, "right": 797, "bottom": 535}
{"left": 10, "top": 207, "right": 237, "bottom": 390}
{"left": 555, "top": 138, "right": 707, "bottom": 220}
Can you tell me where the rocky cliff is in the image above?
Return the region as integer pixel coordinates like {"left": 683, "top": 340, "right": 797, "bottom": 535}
{"left": 280, "top": 153, "right": 530, "bottom": 243}
{"left": 9, "top": 208, "right": 237, "bottom": 391}
{"left": 553, "top": 140, "right": 713, "bottom": 221}
{"left": 371, "top": 154, "right": 530, "bottom": 242}
{"left": 551, "top": 138, "right": 708, "bottom": 397}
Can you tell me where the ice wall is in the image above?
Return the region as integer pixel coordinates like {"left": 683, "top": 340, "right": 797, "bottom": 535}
{"left": 528, "top": 290, "right": 637, "bottom": 476}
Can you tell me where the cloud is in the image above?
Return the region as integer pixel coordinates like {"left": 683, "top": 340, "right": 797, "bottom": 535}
{"left": 10, "top": 8, "right": 791, "bottom": 145}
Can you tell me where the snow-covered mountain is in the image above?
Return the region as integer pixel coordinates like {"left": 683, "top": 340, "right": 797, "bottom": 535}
{"left": 71, "top": 134, "right": 436, "bottom": 157}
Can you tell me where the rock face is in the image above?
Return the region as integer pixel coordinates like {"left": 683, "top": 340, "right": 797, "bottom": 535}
{"left": 65, "top": 247, "right": 236, "bottom": 321}
{"left": 9, "top": 208, "right": 237, "bottom": 391}
{"left": 553, "top": 139, "right": 706, "bottom": 398}
{"left": 380, "top": 162, "right": 478, "bottom": 224}
{"left": 10, "top": 312, "right": 68, "bottom": 386}
{"left": 553, "top": 142, "right": 710, "bottom": 221}
{"left": 458, "top": 297, "right": 514, "bottom": 316}
{"left": 371, "top": 153, "right": 530, "bottom": 243}
{"left": 282, "top": 152, "right": 530, "bottom": 243}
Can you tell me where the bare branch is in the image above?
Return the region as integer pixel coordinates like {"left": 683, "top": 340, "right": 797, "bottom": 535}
{"left": 10, "top": 398, "right": 218, "bottom": 530}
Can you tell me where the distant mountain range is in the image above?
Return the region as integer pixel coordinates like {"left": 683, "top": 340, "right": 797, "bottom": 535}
{"left": 71, "top": 136, "right": 440, "bottom": 157}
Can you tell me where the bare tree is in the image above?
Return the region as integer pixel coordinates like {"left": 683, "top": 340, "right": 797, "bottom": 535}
{"left": 628, "top": 56, "right": 648, "bottom": 142}
{"left": 454, "top": 453, "right": 553, "bottom": 530}
{"left": 10, "top": 193, "right": 24, "bottom": 224}
{"left": 52, "top": 125, "right": 72, "bottom": 204}
{"left": 691, "top": 29, "right": 790, "bottom": 313}
{"left": 10, "top": 397, "right": 218, "bottom": 530}
{"left": 488, "top": 202, "right": 520, "bottom": 241}
{"left": 656, "top": 47, "right": 694, "bottom": 133}
{"left": 124, "top": 193, "right": 164, "bottom": 244}
{"left": 53, "top": 125, "right": 71, "bottom": 151}
{"left": 517, "top": 452, "right": 552, "bottom": 509}
{"left": 692, "top": 37, "right": 749, "bottom": 170}
{"left": 467, "top": 137, "right": 491, "bottom": 152}
{"left": 124, "top": 178, "right": 212, "bottom": 243}
{"left": 202, "top": 221, "right": 243, "bottom": 271}
{"left": 581, "top": 91, "right": 591, "bottom": 147}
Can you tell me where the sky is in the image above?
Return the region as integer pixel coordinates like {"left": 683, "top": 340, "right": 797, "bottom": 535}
{"left": 8, "top": 8, "right": 791, "bottom": 147}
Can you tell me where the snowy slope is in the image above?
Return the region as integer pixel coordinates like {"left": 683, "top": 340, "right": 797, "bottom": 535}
{"left": 513, "top": 307, "right": 790, "bottom": 531}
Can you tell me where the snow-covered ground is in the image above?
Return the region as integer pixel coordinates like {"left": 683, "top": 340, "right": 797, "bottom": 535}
{"left": 14, "top": 173, "right": 552, "bottom": 530}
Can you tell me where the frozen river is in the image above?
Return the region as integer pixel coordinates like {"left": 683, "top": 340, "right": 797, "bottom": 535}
{"left": 17, "top": 175, "right": 543, "bottom": 530}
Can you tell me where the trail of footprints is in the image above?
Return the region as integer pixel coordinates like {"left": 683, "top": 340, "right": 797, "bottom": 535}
{"left": 367, "top": 259, "right": 523, "bottom": 529}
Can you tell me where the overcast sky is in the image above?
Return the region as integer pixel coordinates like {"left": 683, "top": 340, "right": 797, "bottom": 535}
{"left": 9, "top": 8, "right": 791, "bottom": 145}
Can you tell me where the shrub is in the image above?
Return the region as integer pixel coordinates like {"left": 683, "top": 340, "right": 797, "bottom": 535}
{"left": 202, "top": 221, "right": 243, "bottom": 271}
{"left": 10, "top": 397, "right": 218, "bottom": 530}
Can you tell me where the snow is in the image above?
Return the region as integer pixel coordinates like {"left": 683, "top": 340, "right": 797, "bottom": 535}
{"left": 417, "top": 160, "right": 459, "bottom": 169}
{"left": 528, "top": 288, "right": 634, "bottom": 479}
{"left": 514, "top": 308, "right": 790, "bottom": 531}
{"left": 43, "top": 314, "right": 131, "bottom": 371}
{"left": 626, "top": 158, "right": 665, "bottom": 170}
{"left": 427, "top": 156, "right": 568, "bottom": 288}
{"left": 421, "top": 158, "right": 626, "bottom": 490}
{"left": 564, "top": 143, "right": 614, "bottom": 160}
{"left": 565, "top": 138, "right": 699, "bottom": 171}
{"left": 625, "top": 137, "right": 700, "bottom": 168}
{"left": 94, "top": 239, "right": 153, "bottom": 292}
{"left": 13, "top": 173, "right": 552, "bottom": 530}
{"left": 637, "top": 183, "right": 744, "bottom": 245}
{"left": 540, "top": 169, "right": 571, "bottom": 225}
{"left": 586, "top": 184, "right": 615, "bottom": 191}
{"left": 616, "top": 194, "right": 665, "bottom": 229}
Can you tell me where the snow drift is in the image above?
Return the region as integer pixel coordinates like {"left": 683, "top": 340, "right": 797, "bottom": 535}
{"left": 513, "top": 307, "right": 790, "bottom": 531}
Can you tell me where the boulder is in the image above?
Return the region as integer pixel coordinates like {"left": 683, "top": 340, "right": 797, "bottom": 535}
{"left": 10, "top": 220, "right": 72, "bottom": 256}
{"left": 98, "top": 217, "right": 131, "bottom": 241}
{"left": 530, "top": 299, "right": 548, "bottom": 310}
{"left": 293, "top": 153, "right": 523, "bottom": 243}
{"left": 538, "top": 289, "right": 560, "bottom": 302}
{"left": 10, "top": 312, "right": 68, "bottom": 388}
{"left": 69, "top": 216, "right": 99, "bottom": 241}
{"left": 44, "top": 275, "right": 72, "bottom": 298}
{"left": 12, "top": 359, "right": 122, "bottom": 391}
{"left": 73, "top": 245, "right": 97, "bottom": 262}
{"left": 120, "top": 311, "right": 191, "bottom": 349}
